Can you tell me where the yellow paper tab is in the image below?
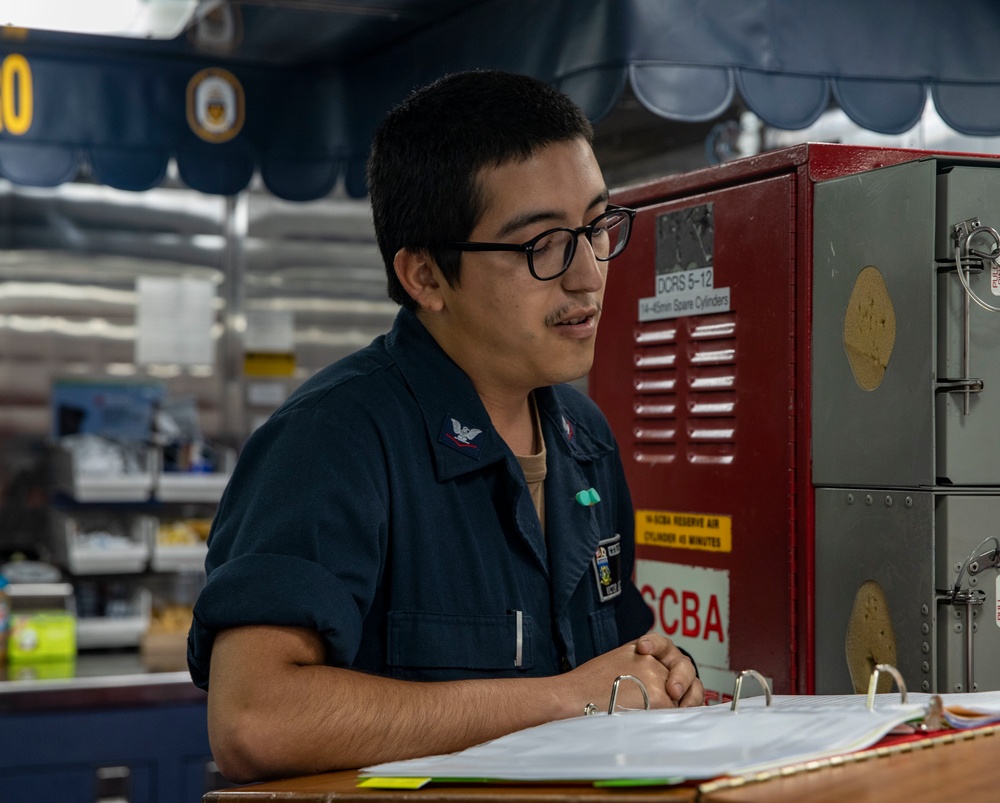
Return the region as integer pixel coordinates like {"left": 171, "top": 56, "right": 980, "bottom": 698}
{"left": 635, "top": 510, "right": 732, "bottom": 553}
{"left": 357, "top": 777, "right": 431, "bottom": 789}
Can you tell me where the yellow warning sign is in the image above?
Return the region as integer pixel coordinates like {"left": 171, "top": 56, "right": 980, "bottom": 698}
{"left": 635, "top": 510, "right": 732, "bottom": 553}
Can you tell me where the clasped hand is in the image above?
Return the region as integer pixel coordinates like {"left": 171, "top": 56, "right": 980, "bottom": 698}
{"left": 569, "top": 632, "right": 705, "bottom": 712}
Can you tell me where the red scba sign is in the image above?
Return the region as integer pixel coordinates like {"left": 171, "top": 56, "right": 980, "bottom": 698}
{"left": 641, "top": 584, "right": 725, "bottom": 642}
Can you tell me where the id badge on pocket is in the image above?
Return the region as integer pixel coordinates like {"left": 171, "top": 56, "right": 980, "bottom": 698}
{"left": 592, "top": 534, "right": 622, "bottom": 602}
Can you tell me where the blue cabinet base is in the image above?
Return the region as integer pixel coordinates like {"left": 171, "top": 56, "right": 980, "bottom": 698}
{"left": 0, "top": 701, "right": 221, "bottom": 802}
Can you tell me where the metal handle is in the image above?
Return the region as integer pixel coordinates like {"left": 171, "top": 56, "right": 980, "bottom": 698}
{"left": 949, "top": 218, "right": 1000, "bottom": 414}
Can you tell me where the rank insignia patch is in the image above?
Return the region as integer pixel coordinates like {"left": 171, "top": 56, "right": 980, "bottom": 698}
{"left": 592, "top": 535, "right": 622, "bottom": 601}
{"left": 439, "top": 416, "right": 485, "bottom": 459}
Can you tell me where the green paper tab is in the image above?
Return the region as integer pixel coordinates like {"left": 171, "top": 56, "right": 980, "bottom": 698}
{"left": 593, "top": 777, "right": 685, "bottom": 787}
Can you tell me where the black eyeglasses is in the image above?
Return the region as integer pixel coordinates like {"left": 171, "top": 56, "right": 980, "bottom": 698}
{"left": 445, "top": 206, "right": 637, "bottom": 281}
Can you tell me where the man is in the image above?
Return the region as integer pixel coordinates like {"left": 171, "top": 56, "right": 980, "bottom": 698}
{"left": 189, "top": 70, "right": 703, "bottom": 784}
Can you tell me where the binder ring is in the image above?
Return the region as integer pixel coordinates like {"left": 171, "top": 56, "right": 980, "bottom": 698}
{"left": 584, "top": 675, "right": 651, "bottom": 716}
{"left": 608, "top": 674, "right": 650, "bottom": 714}
{"left": 730, "top": 669, "right": 772, "bottom": 712}
{"left": 866, "top": 663, "right": 908, "bottom": 710}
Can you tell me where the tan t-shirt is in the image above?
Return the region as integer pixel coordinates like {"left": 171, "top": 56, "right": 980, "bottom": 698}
{"left": 515, "top": 393, "right": 547, "bottom": 535}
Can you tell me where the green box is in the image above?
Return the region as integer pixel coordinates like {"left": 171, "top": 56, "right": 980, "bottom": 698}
{"left": 8, "top": 611, "right": 77, "bottom": 662}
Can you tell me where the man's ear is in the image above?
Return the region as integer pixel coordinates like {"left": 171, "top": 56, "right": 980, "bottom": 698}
{"left": 393, "top": 248, "right": 445, "bottom": 313}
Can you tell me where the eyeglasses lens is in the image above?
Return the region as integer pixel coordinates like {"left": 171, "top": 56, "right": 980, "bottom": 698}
{"left": 593, "top": 211, "right": 631, "bottom": 261}
{"left": 530, "top": 210, "right": 632, "bottom": 279}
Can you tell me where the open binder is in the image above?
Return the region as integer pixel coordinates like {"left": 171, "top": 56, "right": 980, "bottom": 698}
{"left": 361, "top": 665, "right": 1000, "bottom": 788}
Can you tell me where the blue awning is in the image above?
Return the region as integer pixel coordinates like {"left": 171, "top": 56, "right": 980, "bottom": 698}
{"left": 0, "top": 48, "right": 347, "bottom": 199}
{"left": 3, "top": 0, "right": 1000, "bottom": 200}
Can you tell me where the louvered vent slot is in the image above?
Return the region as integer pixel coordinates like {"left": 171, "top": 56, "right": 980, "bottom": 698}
{"left": 632, "top": 321, "right": 678, "bottom": 464}
{"left": 686, "top": 314, "right": 736, "bottom": 465}
{"left": 632, "top": 313, "right": 736, "bottom": 466}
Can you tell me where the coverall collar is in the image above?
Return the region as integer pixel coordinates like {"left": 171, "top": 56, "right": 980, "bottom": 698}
{"left": 384, "top": 308, "right": 614, "bottom": 481}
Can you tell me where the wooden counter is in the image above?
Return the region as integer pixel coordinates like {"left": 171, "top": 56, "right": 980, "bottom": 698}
{"left": 206, "top": 726, "right": 1000, "bottom": 803}
{"left": 698, "top": 725, "right": 1000, "bottom": 802}
{"left": 205, "top": 772, "right": 697, "bottom": 802}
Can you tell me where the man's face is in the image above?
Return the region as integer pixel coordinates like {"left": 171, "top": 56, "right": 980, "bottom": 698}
{"left": 431, "top": 137, "right": 611, "bottom": 399}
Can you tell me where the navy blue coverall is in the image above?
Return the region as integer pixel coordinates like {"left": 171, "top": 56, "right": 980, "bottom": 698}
{"left": 188, "top": 307, "right": 654, "bottom": 687}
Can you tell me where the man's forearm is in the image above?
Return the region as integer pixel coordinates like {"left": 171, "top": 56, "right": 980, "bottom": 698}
{"left": 207, "top": 624, "right": 702, "bottom": 783}
{"left": 207, "top": 626, "right": 569, "bottom": 782}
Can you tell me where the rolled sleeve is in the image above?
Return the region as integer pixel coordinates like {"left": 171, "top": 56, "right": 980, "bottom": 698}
{"left": 187, "top": 388, "right": 390, "bottom": 689}
{"left": 188, "top": 553, "right": 365, "bottom": 688}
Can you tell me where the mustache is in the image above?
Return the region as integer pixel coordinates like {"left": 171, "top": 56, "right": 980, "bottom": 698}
{"left": 544, "top": 299, "right": 602, "bottom": 328}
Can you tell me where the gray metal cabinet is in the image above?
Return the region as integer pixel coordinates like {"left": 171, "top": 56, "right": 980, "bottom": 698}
{"left": 812, "top": 157, "right": 1000, "bottom": 694}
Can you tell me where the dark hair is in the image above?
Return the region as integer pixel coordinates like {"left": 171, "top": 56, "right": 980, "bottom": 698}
{"left": 366, "top": 70, "right": 594, "bottom": 310}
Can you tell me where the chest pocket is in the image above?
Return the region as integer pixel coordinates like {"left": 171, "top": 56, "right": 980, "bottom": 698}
{"left": 386, "top": 610, "right": 535, "bottom": 680}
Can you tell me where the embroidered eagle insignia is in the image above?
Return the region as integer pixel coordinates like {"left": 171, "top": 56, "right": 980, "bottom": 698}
{"left": 450, "top": 418, "right": 482, "bottom": 444}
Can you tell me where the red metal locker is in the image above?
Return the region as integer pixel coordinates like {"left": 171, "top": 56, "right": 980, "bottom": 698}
{"left": 597, "top": 143, "right": 945, "bottom": 695}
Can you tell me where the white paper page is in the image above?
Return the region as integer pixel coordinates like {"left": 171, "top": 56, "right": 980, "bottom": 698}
{"left": 936, "top": 689, "right": 1000, "bottom": 726}
{"left": 363, "top": 702, "right": 926, "bottom": 782}
{"left": 733, "top": 693, "right": 933, "bottom": 710}
{"left": 937, "top": 690, "right": 1000, "bottom": 712}
{"left": 136, "top": 276, "right": 216, "bottom": 365}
